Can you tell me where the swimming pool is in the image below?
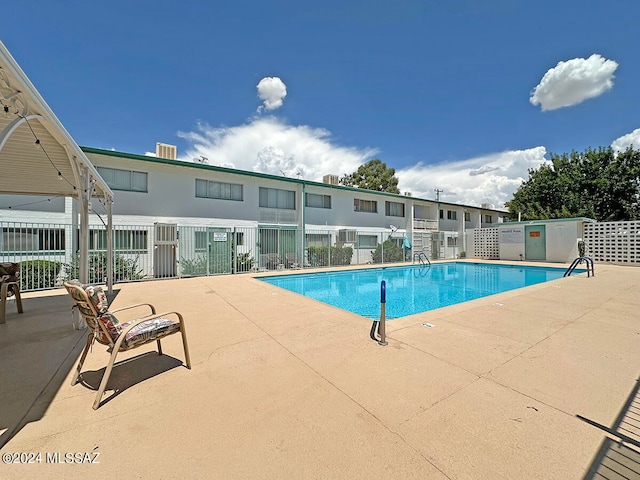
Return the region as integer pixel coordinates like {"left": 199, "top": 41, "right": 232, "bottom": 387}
{"left": 260, "top": 262, "right": 579, "bottom": 319}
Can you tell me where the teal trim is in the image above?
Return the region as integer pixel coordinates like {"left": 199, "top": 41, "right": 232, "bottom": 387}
{"left": 495, "top": 217, "right": 596, "bottom": 226}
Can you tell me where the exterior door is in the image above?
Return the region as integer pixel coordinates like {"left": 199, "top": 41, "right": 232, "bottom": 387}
{"left": 208, "top": 228, "right": 232, "bottom": 274}
{"left": 525, "top": 225, "right": 546, "bottom": 260}
{"left": 154, "top": 223, "right": 177, "bottom": 277}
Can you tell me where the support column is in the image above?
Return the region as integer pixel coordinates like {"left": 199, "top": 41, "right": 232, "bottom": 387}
{"left": 106, "top": 199, "right": 113, "bottom": 295}
{"left": 78, "top": 166, "right": 90, "bottom": 285}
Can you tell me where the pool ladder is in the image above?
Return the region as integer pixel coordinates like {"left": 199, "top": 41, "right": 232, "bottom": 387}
{"left": 564, "top": 256, "right": 595, "bottom": 277}
{"left": 413, "top": 251, "right": 431, "bottom": 267}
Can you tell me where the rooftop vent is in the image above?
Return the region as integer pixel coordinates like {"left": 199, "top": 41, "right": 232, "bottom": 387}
{"left": 323, "top": 174, "right": 339, "bottom": 185}
{"left": 481, "top": 203, "right": 495, "bottom": 209}
{"left": 156, "top": 142, "right": 177, "bottom": 160}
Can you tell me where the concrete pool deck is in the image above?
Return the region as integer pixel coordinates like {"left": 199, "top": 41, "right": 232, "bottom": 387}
{"left": 1, "top": 261, "right": 639, "bottom": 479}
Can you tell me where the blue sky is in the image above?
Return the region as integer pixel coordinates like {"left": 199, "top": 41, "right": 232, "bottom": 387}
{"left": 3, "top": 0, "right": 639, "bottom": 208}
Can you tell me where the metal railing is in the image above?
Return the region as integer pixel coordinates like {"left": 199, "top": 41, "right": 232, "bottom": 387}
{"left": 1, "top": 221, "right": 424, "bottom": 292}
{"left": 564, "top": 257, "right": 595, "bottom": 277}
{"left": 412, "top": 251, "right": 431, "bottom": 266}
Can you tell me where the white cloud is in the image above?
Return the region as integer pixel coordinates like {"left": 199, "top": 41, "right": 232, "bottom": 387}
{"left": 178, "top": 118, "right": 548, "bottom": 208}
{"left": 177, "top": 116, "right": 376, "bottom": 179}
{"left": 256, "top": 77, "right": 287, "bottom": 112}
{"left": 397, "top": 147, "right": 549, "bottom": 208}
{"left": 530, "top": 54, "right": 618, "bottom": 111}
{"left": 144, "top": 152, "right": 157, "bottom": 157}
{"left": 177, "top": 115, "right": 549, "bottom": 209}
{"left": 611, "top": 128, "right": 640, "bottom": 152}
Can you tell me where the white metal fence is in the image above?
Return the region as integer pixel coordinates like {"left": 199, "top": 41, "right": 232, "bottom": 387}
{"left": 1, "top": 221, "right": 417, "bottom": 291}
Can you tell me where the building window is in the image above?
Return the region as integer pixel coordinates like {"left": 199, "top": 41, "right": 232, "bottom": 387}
{"left": 196, "top": 179, "right": 243, "bottom": 201}
{"left": 89, "top": 229, "right": 148, "bottom": 252}
{"left": 259, "top": 187, "right": 296, "bottom": 210}
{"left": 97, "top": 167, "right": 148, "bottom": 192}
{"left": 1, "top": 228, "right": 65, "bottom": 252}
{"left": 354, "top": 199, "right": 378, "bottom": 213}
{"left": 447, "top": 236, "right": 458, "bottom": 247}
{"left": 235, "top": 232, "right": 244, "bottom": 246}
{"left": 306, "top": 233, "right": 331, "bottom": 247}
{"left": 385, "top": 201, "right": 405, "bottom": 217}
{"left": 464, "top": 212, "right": 471, "bottom": 222}
{"left": 447, "top": 210, "right": 457, "bottom": 220}
{"left": 305, "top": 193, "right": 331, "bottom": 209}
{"left": 356, "top": 234, "right": 378, "bottom": 248}
{"left": 439, "top": 209, "right": 444, "bottom": 219}
{"left": 484, "top": 215, "right": 493, "bottom": 223}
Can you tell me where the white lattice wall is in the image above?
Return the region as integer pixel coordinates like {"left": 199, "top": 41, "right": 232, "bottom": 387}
{"left": 471, "top": 228, "right": 499, "bottom": 259}
{"left": 584, "top": 221, "right": 640, "bottom": 264}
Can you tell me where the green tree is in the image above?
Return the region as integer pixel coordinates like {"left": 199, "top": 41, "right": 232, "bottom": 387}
{"left": 340, "top": 159, "right": 400, "bottom": 193}
{"left": 506, "top": 146, "right": 640, "bottom": 221}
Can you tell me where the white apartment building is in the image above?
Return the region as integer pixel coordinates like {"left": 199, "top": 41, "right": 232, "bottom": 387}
{"left": 1, "top": 145, "right": 508, "bottom": 280}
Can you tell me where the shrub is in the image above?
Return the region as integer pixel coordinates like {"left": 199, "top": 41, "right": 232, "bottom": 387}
{"left": 19, "top": 260, "right": 62, "bottom": 291}
{"left": 180, "top": 255, "right": 208, "bottom": 276}
{"left": 180, "top": 252, "right": 254, "bottom": 275}
{"left": 306, "top": 246, "right": 353, "bottom": 266}
{"left": 234, "top": 252, "right": 255, "bottom": 273}
{"left": 371, "top": 240, "right": 404, "bottom": 263}
{"left": 64, "top": 252, "right": 145, "bottom": 284}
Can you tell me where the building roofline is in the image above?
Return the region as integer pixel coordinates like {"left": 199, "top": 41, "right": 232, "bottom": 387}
{"left": 80, "top": 146, "right": 507, "bottom": 213}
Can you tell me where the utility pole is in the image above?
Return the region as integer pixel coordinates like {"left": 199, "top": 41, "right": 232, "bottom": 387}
{"left": 434, "top": 188, "right": 443, "bottom": 201}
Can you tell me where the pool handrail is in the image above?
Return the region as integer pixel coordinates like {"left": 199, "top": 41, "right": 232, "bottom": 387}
{"left": 564, "top": 256, "right": 595, "bottom": 277}
{"left": 413, "top": 251, "right": 431, "bottom": 267}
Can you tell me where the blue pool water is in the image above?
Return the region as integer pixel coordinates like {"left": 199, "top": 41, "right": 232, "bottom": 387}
{"left": 260, "top": 262, "right": 578, "bottom": 319}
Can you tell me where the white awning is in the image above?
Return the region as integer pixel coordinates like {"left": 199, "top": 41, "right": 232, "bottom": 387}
{"left": 0, "top": 41, "right": 114, "bottom": 293}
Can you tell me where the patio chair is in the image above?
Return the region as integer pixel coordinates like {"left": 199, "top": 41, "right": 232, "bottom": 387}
{"left": 285, "top": 253, "right": 300, "bottom": 269}
{"left": 63, "top": 280, "right": 191, "bottom": 409}
{"left": 0, "top": 262, "right": 23, "bottom": 324}
{"left": 265, "top": 253, "right": 284, "bottom": 270}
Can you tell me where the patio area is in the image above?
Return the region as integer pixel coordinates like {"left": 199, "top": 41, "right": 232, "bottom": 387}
{"left": 1, "top": 261, "right": 639, "bottom": 479}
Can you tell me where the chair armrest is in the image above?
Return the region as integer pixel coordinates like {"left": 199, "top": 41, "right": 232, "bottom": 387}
{"left": 110, "top": 303, "right": 156, "bottom": 316}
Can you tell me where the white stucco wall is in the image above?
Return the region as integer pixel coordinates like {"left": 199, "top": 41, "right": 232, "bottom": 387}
{"left": 497, "top": 220, "right": 585, "bottom": 263}
{"left": 498, "top": 226, "right": 525, "bottom": 261}
{"left": 545, "top": 221, "right": 582, "bottom": 262}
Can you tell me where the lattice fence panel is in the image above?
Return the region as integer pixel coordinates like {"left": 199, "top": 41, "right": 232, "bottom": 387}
{"left": 472, "top": 227, "right": 499, "bottom": 259}
{"left": 584, "top": 221, "right": 640, "bottom": 264}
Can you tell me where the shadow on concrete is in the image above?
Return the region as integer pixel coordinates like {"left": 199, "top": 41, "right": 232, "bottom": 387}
{"left": 77, "top": 351, "right": 185, "bottom": 408}
{"left": 580, "top": 377, "right": 640, "bottom": 479}
{"left": 0, "top": 292, "right": 84, "bottom": 450}
{"left": 0, "top": 288, "right": 125, "bottom": 450}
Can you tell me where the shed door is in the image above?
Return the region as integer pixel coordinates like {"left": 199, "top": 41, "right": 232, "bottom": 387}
{"left": 525, "top": 225, "right": 546, "bottom": 261}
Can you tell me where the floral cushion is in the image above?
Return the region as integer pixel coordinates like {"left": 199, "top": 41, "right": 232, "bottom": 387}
{"left": 85, "top": 285, "right": 109, "bottom": 314}
{"left": 65, "top": 280, "right": 180, "bottom": 349}
{"left": 66, "top": 280, "right": 115, "bottom": 343}
{"left": 0, "top": 262, "right": 20, "bottom": 296}
{"left": 67, "top": 279, "right": 109, "bottom": 314}
{"left": 117, "top": 317, "right": 181, "bottom": 351}
{"left": 95, "top": 312, "right": 123, "bottom": 344}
